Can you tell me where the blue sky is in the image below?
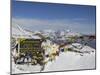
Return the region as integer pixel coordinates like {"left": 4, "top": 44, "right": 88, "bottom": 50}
{"left": 12, "top": 0, "right": 96, "bottom": 35}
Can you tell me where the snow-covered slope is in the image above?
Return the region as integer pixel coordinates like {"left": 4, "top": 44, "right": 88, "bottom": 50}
{"left": 12, "top": 45, "right": 95, "bottom": 74}
{"left": 43, "top": 47, "right": 95, "bottom": 72}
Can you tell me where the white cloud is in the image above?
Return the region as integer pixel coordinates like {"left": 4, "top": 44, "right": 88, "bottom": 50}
{"left": 12, "top": 18, "right": 95, "bottom": 34}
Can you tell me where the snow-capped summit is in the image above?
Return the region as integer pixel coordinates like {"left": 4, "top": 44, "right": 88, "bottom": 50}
{"left": 12, "top": 22, "right": 41, "bottom": 39}
{"left": 66, "top": 31, "right": 82, "bottom": 37}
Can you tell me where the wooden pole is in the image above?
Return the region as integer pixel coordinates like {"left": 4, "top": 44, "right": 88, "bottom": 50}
{"left": 18, "top": 38, "right": 20, "bottom": 54}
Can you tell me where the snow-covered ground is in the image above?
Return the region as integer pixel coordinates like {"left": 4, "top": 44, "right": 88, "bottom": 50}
{"left": 11, "top": 22, "right": 96, "bottom": 74}
{"left": 12, "top": 60, "right": 42, "bottom": 74}
{"left": 43, "top": 49, "right": 95, "bottom": 72}
{"left": 12, "top": 45, "right": 95, "bottom": 74}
